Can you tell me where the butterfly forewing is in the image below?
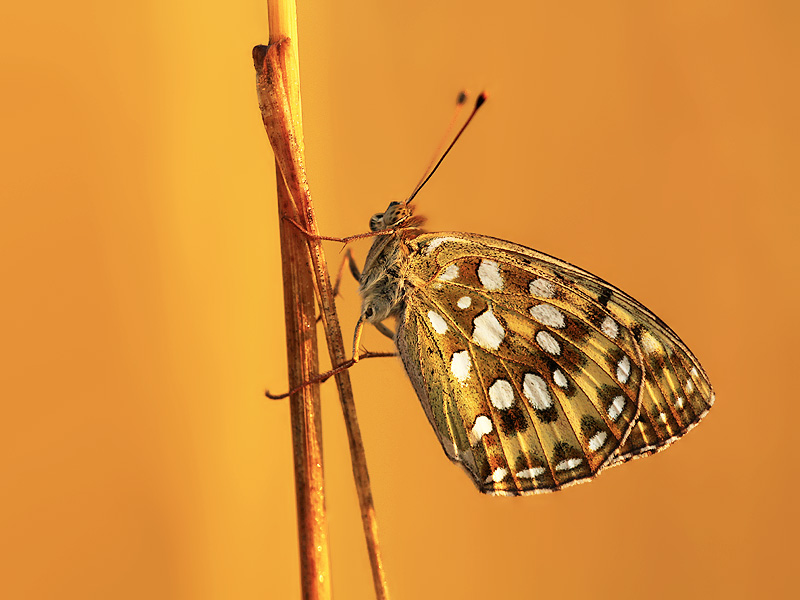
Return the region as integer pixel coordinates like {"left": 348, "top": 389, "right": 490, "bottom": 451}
{"left": 392, "top": 232, "right": 713, "bottom": 494}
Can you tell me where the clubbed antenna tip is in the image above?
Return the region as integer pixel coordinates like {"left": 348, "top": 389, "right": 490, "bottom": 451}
{"left": 406, "top": 90, "right": 489, "bottom": 205}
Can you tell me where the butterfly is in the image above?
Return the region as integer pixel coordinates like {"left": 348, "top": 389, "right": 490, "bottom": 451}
{"left": 347, "top": 95, "right": 714, "bottom": 496}
{"left": 354, "top": 200, "right": 714, "bottom": 496}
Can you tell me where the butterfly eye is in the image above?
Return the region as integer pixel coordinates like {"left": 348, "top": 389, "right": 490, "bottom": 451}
{"left": 363, "top": 297, "right": 391, "bottom": 322}
{"left": 369, "top": 213, "right": 385, "bottom": 232}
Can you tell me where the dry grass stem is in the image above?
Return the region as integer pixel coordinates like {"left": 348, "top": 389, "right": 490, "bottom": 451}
{"left": 256, "top": 1, "right": 390, "bottom": 598}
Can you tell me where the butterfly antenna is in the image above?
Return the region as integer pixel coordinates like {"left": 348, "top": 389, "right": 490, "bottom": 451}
{"left": 406, "top": 91, "right": 487, "bottom": 206}
{"left": 408, "top": 91, "right": 469, "bottom": 194}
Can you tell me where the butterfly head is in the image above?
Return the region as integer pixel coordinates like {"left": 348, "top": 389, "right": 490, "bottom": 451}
{"left": 369, "top": 201, "right": 415, "bottom": 232}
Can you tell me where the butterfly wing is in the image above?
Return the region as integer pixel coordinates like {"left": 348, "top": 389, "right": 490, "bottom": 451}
{"left": 394, "top": 232, "right": 714, "bottom": 495}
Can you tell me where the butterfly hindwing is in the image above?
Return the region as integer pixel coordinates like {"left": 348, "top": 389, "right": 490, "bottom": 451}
{"left": 394, "top": 232, "right": 713, "bottom": 494}
{"left": 525, "top": 245, "right": 716, "bottom": 466}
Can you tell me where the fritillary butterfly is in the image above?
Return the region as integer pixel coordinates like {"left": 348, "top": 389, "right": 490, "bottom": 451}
{"left": 352, "top": 100, "right": 714, "bottom": 495}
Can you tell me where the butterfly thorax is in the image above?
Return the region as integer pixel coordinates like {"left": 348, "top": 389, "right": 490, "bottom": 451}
{"left": 358, "top": 201, "right": 426, "bottom": 325}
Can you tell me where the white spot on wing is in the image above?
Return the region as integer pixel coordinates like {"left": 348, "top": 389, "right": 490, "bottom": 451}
{"left": 601, "top": 316, "right": 619, "bottom": 340}
{"left": 659, "top": 412, "right": 668, "bottom": 423}
{"left": 426, "top": 310, "right": 448, "bottom": 334}
{"left": 616, "top": 356, "right": 631, "bottom": 384}
{"left": 529, "top": 278, "right": 555, "bottom": 298}
{"left": 686, "top": 379, "right": 695, "bottom": 393}
{"left": 676, "top": 397, "right": 685, "bottom": 409}
{"left": 588, "top": 431, "right": 608, "bottom": 452}
{"left": 472, "top": 310, "right": 505, "bottom": 350}
{"left": 555, "top": 458, "right": 583, "bottom": 471}
{"left": 608, "top": 395, "right": 625, "bottom": 420}
{"left": 516, "top": 467, "right": 545, "bottom": 479}
{"left": 438, "top": 263, "right": 459, "bottom": 282}
{"left": 469, "top": 415, "right": 493, "bottom": 445}
{"left": 478, "top": 259, "right": 503, "bottom": 290}
{"left": 488, "top": 379, "right": 515, "bottom": 410}
{"left": 457, "top": 296, "right": 472, "bottom": 309}
{"left": 529, "top": 304, "right": 566, "bottom": 328}
{"left": 450, "top": 351, "right": 472, "bottom": 382}
{"left": 523, "top": 373, "right": 553, "bottom": 410}
{"left": 553, "top": 369, "right": 568, "bottom": 389}
{"left": 641, "top": 331, "right": 661, "bottom": 353}
{"left": 485, "top": 467, "right": 508, "bottom": 484}
{"left": 536, "top": 331, "right": 561, "bottom": 355}
{"left": 691, "top": 367, "right": 699, "bottom": 378}
{"left": 425, "top": 237, "right": 458, "bottom": 255}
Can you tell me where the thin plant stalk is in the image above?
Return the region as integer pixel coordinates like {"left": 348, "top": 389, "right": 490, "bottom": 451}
{"left": 260, "top": 1, "right": 329, "bottom": 596}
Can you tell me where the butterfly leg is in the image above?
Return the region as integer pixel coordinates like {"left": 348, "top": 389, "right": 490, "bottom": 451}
{"left": 351, "top": 313, "right": 396, "bottom": 359}
{"left": 374, "top": 321, "right": 395, "bottom": 340}
{"left": 333, "top": 248, "right": 361, "bottom": 296}
{"left": 265, "top": 350, "right": 397, "bottom": 399}
{"left": 267, "top": 313, "right": 398, "bottom": 399}
{"left": 268, "top": 294, "right": 398, "bottom": 398}
{"left": 282, "top": 215, "right": 353, "bottom": 242}
{"left": 282, "top": 215, "right": 412, "bottom": 244}
{"left": 351, "top": 313, "right": 367, "bottom": 362}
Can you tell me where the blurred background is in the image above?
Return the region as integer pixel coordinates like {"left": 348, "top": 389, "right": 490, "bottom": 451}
{"left": 2, "top": 1, "right": 798, "bottom": 598}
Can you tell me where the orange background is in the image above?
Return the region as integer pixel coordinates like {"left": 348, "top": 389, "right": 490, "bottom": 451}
{"left": 2, "top": 1, "right": 798, "bottom": 598}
